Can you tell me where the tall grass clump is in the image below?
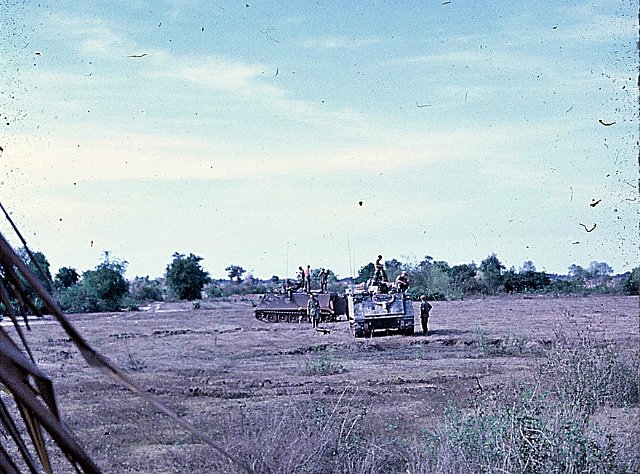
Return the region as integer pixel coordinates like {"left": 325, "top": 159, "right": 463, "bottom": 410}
{"left": 423, "top": 388, "right": 622, "bottom": 474}
{"left": 421, "top": 327, "right": 639, "bottom": 474}
{"left": 218, "top": 393, "right": 411, "bottom": 474}
{"left": 540, "top": 330, "right": 639, "bottom": 412}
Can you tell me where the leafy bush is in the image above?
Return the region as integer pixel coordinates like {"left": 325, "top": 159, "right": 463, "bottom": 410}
{"left": 407, "top": 287, "right": 447, "bottom": 301}
{"left": 205, "top": 283, "right": 223, "bottom": 298}
{"left": 304, "top": 356, "right": 346, "bottom": 376}
{"left": 58, "top": 252, "right": 129, "bottom": 313}
{"left": 58, "top": 284, "right": 100, "bottom": 313}
{"left": 129, "top": 276, "right": 163, "bottom": 302}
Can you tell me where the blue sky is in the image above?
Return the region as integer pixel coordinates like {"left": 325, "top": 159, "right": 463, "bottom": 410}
{"left": 1, "top": 0, "right": 637, "bottom": 280}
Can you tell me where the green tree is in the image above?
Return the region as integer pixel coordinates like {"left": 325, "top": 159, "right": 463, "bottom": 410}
{"left": 165, "top": 253, "right": 210, "bottom": 300}
{"left": 568, "top": 264, "right": 587, "bottom": 280}
{"left": 479, "top": 254, "right": 505, "bottom": 294}
{"left": 520, "top": 260, "right": 536, "bottom": 273}
{"left": 81, "top": 253, "right": 129, "bottom": 311}
{"left": 503, "top": 269, "right": 550, "bottom": 293}
{"left": 449, "top": 263, "right": 480, "bottom": 296}
{"left": 225, "top": 265, "right": 246, "bottom": 283}
{"left": 384, "top": 258, "right": 403, "bottom": 281}
{"left": 310, "top": 268, "right": 340, "bottom": 291}
{"left": 588, "top": 261, "right": 613, "bottom": 278}
{"left": 355, "top": 262, "right": 375, "bottom": 283}
{"left": 15, "top": 248, "right": 54, "bottom": 312}
{"left": 621, "top": 267, "right": 639, "bottom": 296}
{"left": 54, "top": 267, "right": 79, "bottom": 290}
{"left": 587, "top": 261, "right": 614, "bottom": 288}
{"left": 403, "top": 256, "right": 451, "bottom": 300}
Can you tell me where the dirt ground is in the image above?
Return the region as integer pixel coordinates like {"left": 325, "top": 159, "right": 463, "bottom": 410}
{"left": 4, "top": 295, "right": 639, "bottom": 472}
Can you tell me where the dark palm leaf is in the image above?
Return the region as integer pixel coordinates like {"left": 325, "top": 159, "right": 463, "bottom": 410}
{"left": 0, "top": 221, "right": 251, "bottom": 473}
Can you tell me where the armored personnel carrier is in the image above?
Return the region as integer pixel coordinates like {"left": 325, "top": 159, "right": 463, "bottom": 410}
{"left": 346, "top": 283, "right": 414, "bottom": 337}
{"left": 254, "top": 291, "right": 347, "bottom": 323}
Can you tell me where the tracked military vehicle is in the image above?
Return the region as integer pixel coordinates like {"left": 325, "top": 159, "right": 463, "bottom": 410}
{"left": 346, "top": 282, "right": 414, "bottom": 337}
{"left": 254, "top": 291, "right": 347, "bottom": 323}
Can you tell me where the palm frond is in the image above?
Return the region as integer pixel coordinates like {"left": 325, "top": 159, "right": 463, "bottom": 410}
{"left": 0, "top": 214, "right": 251, "bottom": 473}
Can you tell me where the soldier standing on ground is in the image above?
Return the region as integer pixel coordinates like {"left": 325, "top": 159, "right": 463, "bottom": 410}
{"left": 307, "top": 293, "right": 321, "bottom": 328}
{"left": 420, "top": 295, "right": 432, "bottom": 335}
{"left": 319, "top": 268, "right": 328, "bottom": 293}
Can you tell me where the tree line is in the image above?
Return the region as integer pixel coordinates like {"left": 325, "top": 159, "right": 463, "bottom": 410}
{"left": 354, "top": 254, "right": 638, "bottom": 301}
{"left": 1, "top": 248, "right": 637, "bottom": 315}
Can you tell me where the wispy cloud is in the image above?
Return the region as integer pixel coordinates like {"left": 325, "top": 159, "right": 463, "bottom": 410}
{"left": 2, "top": 121, "right": 565, "bottom": 192}
{"left": 149, "top": 56, "right": 284, "bottom": 98}
{"left": 301, "top": 36, "right": 384, "bottom": 49}
{"left": 51, "top": 15, "right": 131, "bottom": 59}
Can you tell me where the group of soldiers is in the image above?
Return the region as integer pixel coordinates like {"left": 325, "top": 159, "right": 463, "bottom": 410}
{"left": 371, "top": 254, "right": 410, "bottom": 293}
{"left": 374, "top": 254, "right": 432, "bottom": 335}
{"left": 290, "top": 255, "right": 434, "bottom": 334}
{"left": 287, "top": 265, "right": 329, "bottom": 294}
{"left": 286, "top": 265, "right": 327, "bottom": 329}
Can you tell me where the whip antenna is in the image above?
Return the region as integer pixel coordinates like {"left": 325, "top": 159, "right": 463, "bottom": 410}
{"left": 347, "top": 226, "right": 353, "bottom": 279}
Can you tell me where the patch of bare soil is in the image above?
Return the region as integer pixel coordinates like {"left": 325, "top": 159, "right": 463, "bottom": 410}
{"left": 6, "top": 295, "right": 639, "bottom": 472}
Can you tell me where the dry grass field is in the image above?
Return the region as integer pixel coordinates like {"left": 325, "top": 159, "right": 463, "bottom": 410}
{"left": 4, "top": 295, "right": 638, "bottom": 473}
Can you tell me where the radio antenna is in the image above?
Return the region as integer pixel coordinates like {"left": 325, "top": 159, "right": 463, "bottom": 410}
{"left": 285, "top": 241, "right": 289, "bottom": 281}
{"left": 346, "top": 226, "right": 353, "bottom": 279}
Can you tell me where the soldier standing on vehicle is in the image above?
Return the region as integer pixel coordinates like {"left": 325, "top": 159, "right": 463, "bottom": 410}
{"left": 319, "top": 268, "right": 328, "bottom": 293}
{"left": 395, "top": 271, "right": 410, "bottom": 292}
{"left": 305, "top": 265, "right": 312, "bottom": 293}
{"left": 375, "top": 255, "right": 388, "bottom": 282}
{"left": 295, "top": 266, "right": 305, "bottom": 291}
{"left": 307, "top": 293, "right": 321, "bottom": 328}
{"left": 420, "top": 294, "right": 432, "bottom": 335}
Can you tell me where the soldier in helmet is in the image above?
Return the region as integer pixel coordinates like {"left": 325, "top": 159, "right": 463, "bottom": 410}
{"left": 307, "top": 293, "right": 321, "bottom": 328}
{"left": 420, "top": 295, "right": 432, "bottom": 335}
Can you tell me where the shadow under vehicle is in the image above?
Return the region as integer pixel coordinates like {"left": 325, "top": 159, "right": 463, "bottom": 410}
{"left": 254, "top": 291, "right": 347, "bottom": 323}
{"left": 346, "top": 283, "right": 415, "bottom": 337}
